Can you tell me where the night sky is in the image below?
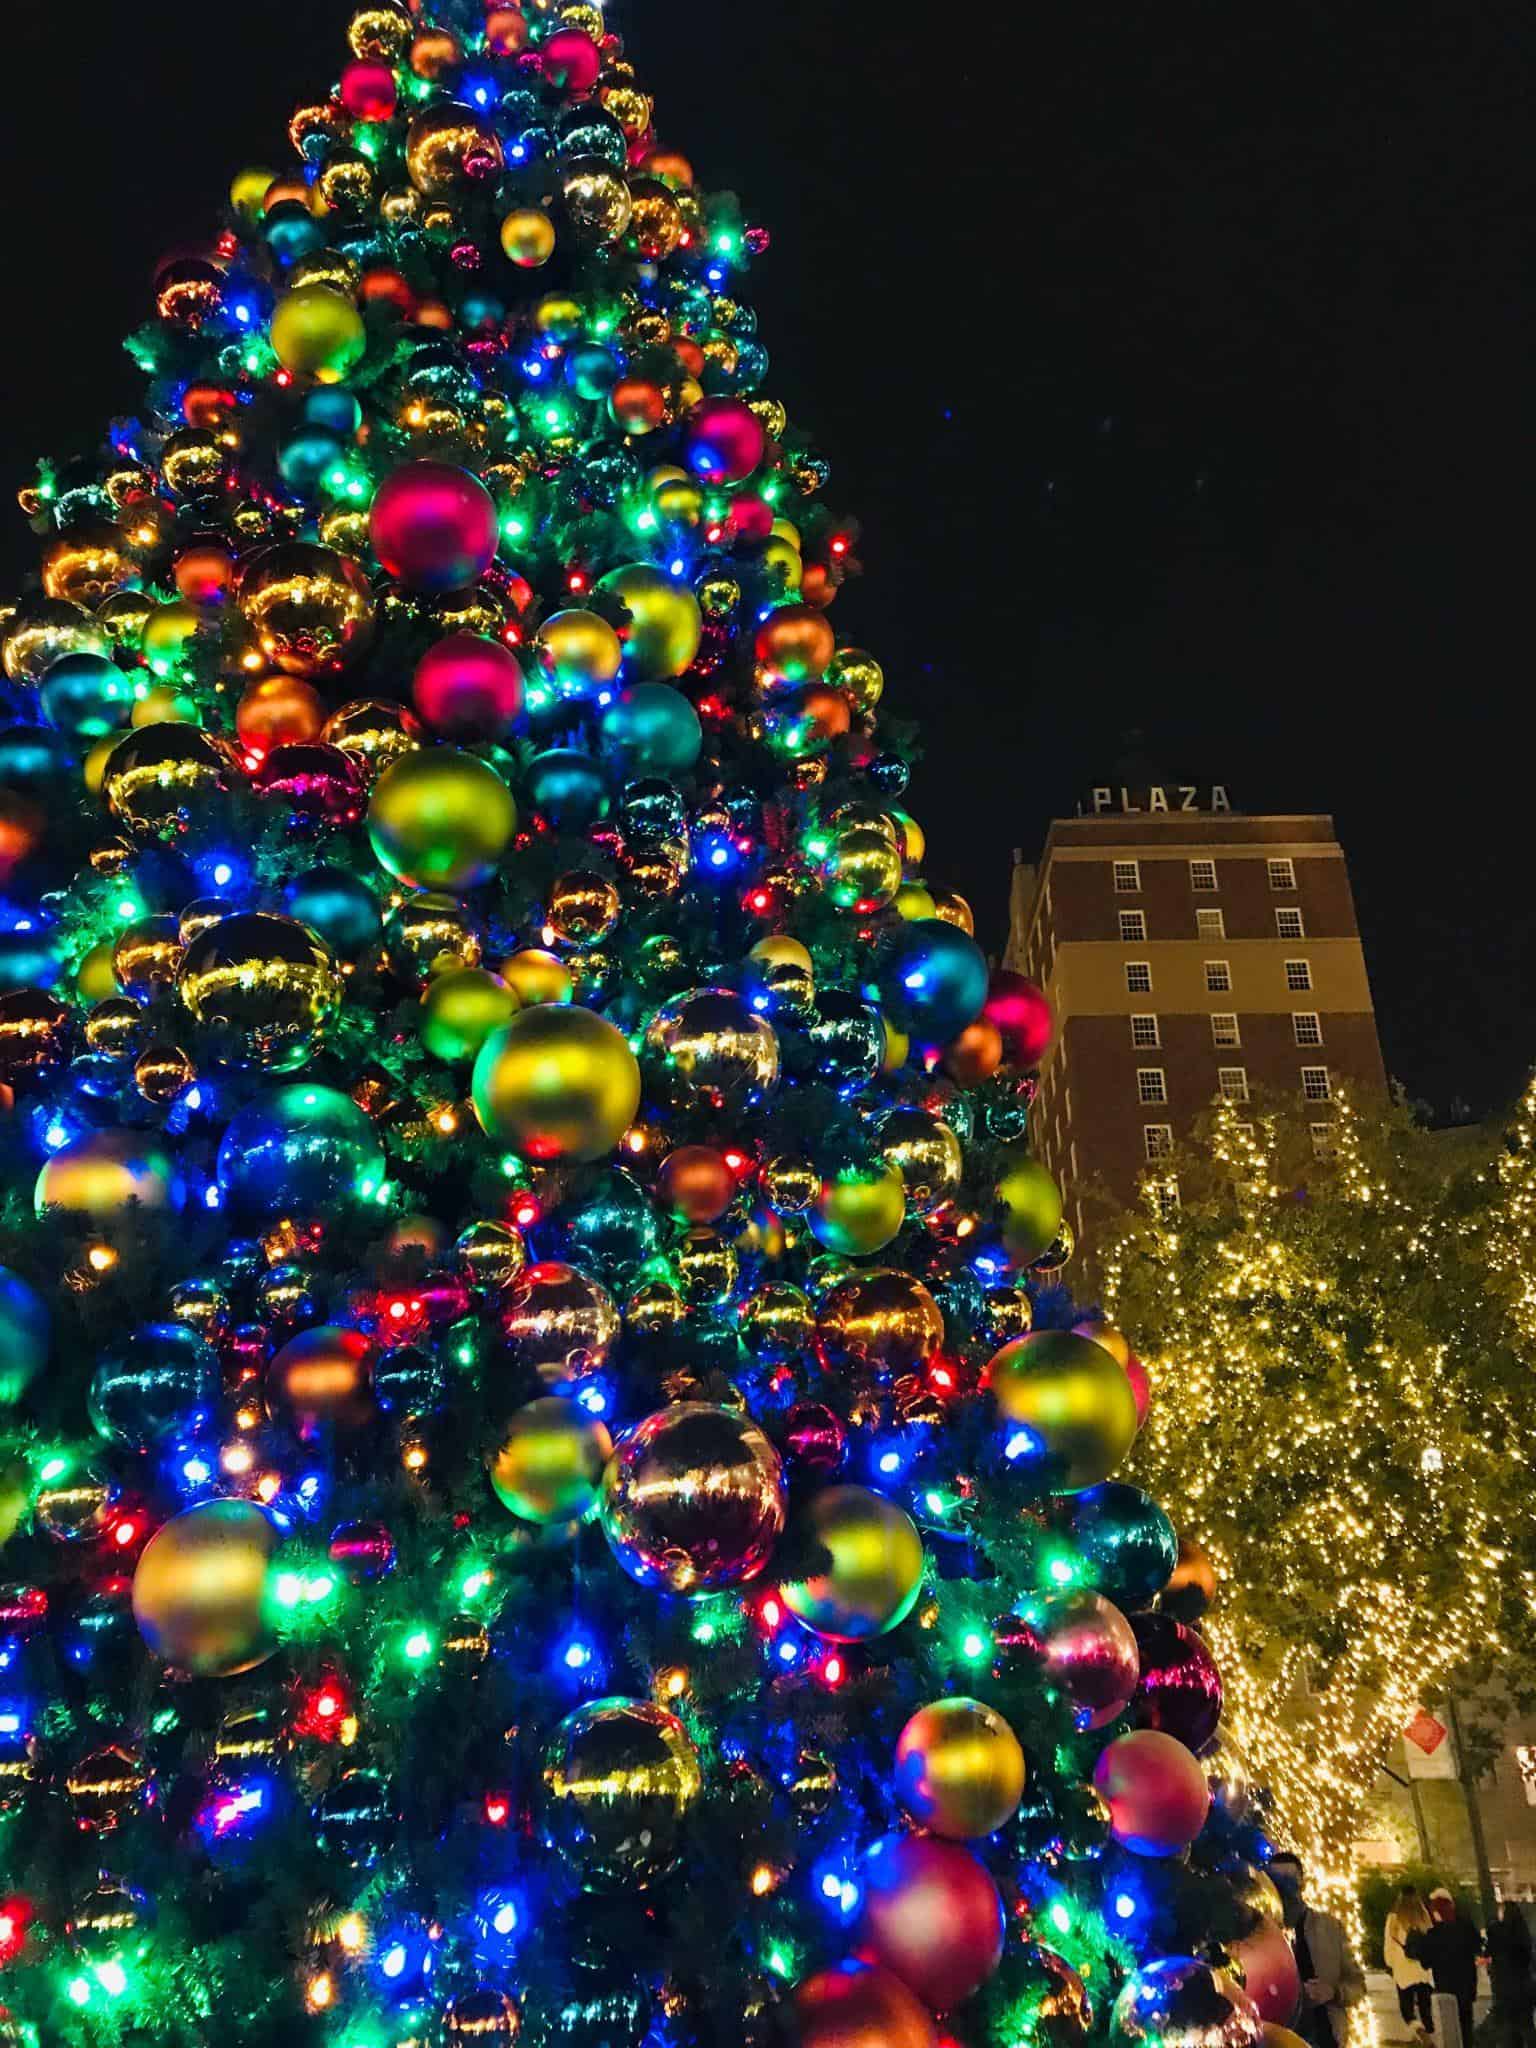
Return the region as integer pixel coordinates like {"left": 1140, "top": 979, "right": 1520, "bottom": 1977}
{"left": 3, "top": 1, "right": 1531, "bottom": 1116}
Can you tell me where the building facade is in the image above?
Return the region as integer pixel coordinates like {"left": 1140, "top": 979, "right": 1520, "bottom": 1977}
{"left": 1005, "top": 785, "right": 1387, "bottom": 1224}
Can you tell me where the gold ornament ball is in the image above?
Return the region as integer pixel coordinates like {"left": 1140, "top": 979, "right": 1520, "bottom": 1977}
{"left": 535, "top": 608, "right": 624, "bottom": 692}
{"left": 996, "top": 1156, "right": 1064, "bottom": 1267}
{"left": 879, "top": 1106, "right": 964, "bottom": 1216}
{"left": 1073, "top": 1319, "right": 1133, "bottom": 1368}
{"left": 817, "top": 1269, "right": 945, "bottom": 1378}
{"left": 85, "top": 995, "right": 147, "bottom": 1058}
{"left": 779, "top": 1484, "right": 925, "bottom": 1641}
{"left": 422, "top": 966, "right": 518, "bottom": 1065}
{"left": 762, "top": 1154, "right": 819, "bottom": 1214}
{"left": 561, "top": 158, "right": 633, "bottom": 243}
{"left": 112, "top": 915, "right": 183, "bottom": 998}
{"left": 35, "top": 1130, "right": 178, "bottom": 1225}
{"left": 134, "top": 1043, "right": 195, "bottom": 1105}
{"left": 77, "top": 942, "right": 120, "bottom": 1002}
{"left": 367, "top": 747, "right": 517, "bottom": 892}
{"left": 540, "top": 1697, "right": 702, "bottom": 1890}
{"left": 323, "top": 697, "right": 423, "bottom": 779}
{"left": 267, "top": 1325, "right": 376, "bottom": 1433}
{"left": 270, "top": 284, "right": 367, "bottom": 385}
{"left": 501, "top": 947, "right": 574, "bottom": 1007}
{"left": 132, "top": 1499, "right": 280, "bottom": 1678}
{"left": 823, "top": 824, "right": 903, "bottom": 914}
{"left": 625, "top": 1277, "right": 687, "bottom": 1337}
{"left": 547, "top": 870, "right": 621, "bottom": 946}
{"left": 102, "top": 724, "right": 228, "bottom": 842}
{"left": 178, "top": 911, "right": 343, "bottom": 1072}
{"left": 829, "top": 646, "right": 884, "bottom": 710}
{"left": 810, "top": 1161, "right": 908, "bottom": 1257}
{"left": 895, "top": 882, "right": 938, "bottom": 922}
{"left": 501, "top": 207, "right": 557, "bottom": 267}
{"left": 739, "top": 1280, "right": 814, "bottom": 1361}
{"left": 749, "top": 933, "right": 813, "bottom": 977}
{"left": 931, "top": 889, "right": 975, "bottom": 934}
{"left": 385, "top": 892, "right": 482, "bottom": 983}
{"left": 474, "top": 1004, "right": 640, "bottom": 1163}
{"left": 406, "top": 103, "right": 504, "bottom": 194}
{"left": 595, "top": 562, "right": 702, "bottom": 679}
{"left": 895, "top": 1697, "right": 1027, "bottom": 1840}
{"left": 457, "top": 1218, "right": 528, "bottom": 1293}
{"left": 238, "top": 544, "right": 375, "bottom": 679}
{"left": 983, "top": 1286, "right": 1034, "bottom": 1344}
{"left": 988, "top": 1330, "right": 1140, "bottom": 1493}
{"left": 490, "top": 1395, "right": 612, "bottom": 1524}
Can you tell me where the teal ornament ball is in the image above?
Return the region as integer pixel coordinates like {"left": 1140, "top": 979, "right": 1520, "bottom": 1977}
{"left": 0, "top": 1264, "right": 49, "bottom": 1404}
{"left": 878, "top": 920, "right": 989, "bottom": 1045}
{"left": 526, "top": 748, "right": 612, "bottom": 832}
{"left": 563, "top": 1167, "right": 660, "bottom": 1283}
{"left": 0, "top": 928, "right": 63, "bottom": 992}
{"left": 1065, "top": 1482, "right": 1179, "bottom": 1607}
{"left": 91, "top": 1322, "right": 219, "bottom": 1449}
{"left": 217, "top": 1083, "right": 386, "bottom": 1219}
{"left": 39, "top": 652, "right": 133, "bottom": 738}
{"left": 599, "top": 683, "right": 702, "bottom": 775}
{"left": 283, "top": 865, "right": 383, "bottom": 954}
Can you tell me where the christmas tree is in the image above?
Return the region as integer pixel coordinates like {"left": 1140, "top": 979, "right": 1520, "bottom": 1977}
{"left": 0, "top": 6, "right": 1286, "bottom": 2047}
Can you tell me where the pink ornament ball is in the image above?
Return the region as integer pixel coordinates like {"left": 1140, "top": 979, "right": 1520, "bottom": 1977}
{"left": 1092, "top": 1728, "right": 1211, "bottom": 1856}
{"left": 1229, "top": 1922, "right": 1301, "bottom": 2025}
{"left": 413, "top": 632, "right": 525, "bottom": 740}
{"left": 860, "top": 1833, "right": 1005, "bottom": 2010}
{"left": 340, "top": 59, "right": 397, "bottom": 121}
{"left": 1125, "top": 1352, "right": 1150, "bottom": 1425}
{"left": 984, "top": 970, "right": 1052, "bottom": 1067}
{"left": 683, "top": 398, "right": 767, "bottom": 486}
{"left": 371, "top": 462, "right": 500, "bottom": 594}
{"left": 542, "top": 27, "right": 602, "bottom": 93}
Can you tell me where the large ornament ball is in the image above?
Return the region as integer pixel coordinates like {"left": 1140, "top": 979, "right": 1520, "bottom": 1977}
{"left": 39, "top": 651, "right": 133, "bottom": 738}
{"left": 179, "top": 911, "right": 342, "bottom": 1071}
{"left": 878, "top": 1106, "right": 964, "bottom": 1216}
{"left": 1093, "top": 1730, "right": 1211, "bottom": 1857}
{"left": 810, "top": 1161, "right": 907, "bottom": 1258}
{"left": 283, "top": 864, "right": 382, "bottom": 955}
{"left": 406, "top": 102, "right": 503, "bottom": 194}
{"left": 501, "top": 1260, "right": 620, "bottom": 1385}
{"left": 879, "top": 920, "right": 990, "bottom": 1044}
{"left": 779, "top": 1484, "right": 924, "bottom": 1641}
{"left": 267, "top": 1326, "right": 376, "bottom": 1434}
{"left": 217, "top": 1083, "right": 385, "bottom": 1219}
{"left": 816, "top": 1269, "right": 944, "bottom": 1379}
{"left": 1228, "top": 1924, "right": 1301, "bottom": 2027}
{"left": 271, "top": 283, "right": 366, "bottom": 384}
{"left": 102, "top": 724, "right": 228, "bottom": 842}
{"left": 1111, "top": 1960, "right": 1261, "bottom": 2048}
{"left": 1064, "top": 1483, "right": 1179, "bottom": 1606}
{"left": 894, "top": 1697, "right": 1026, "bottom": 1840}
{"left": 595, "top": 563, "right": 702, "bottom": 679}
{"left": 413, "top": 632, "right": 525, "bottom": 740}
{"left": 237, "top": 544, "right": 375, "bottom": 678}
{"left": 791, "top": 1965, "right": 937, "bottom": 2048}
{"left": 0, "top": 1266, "right": 49, "bottom": 1405}
{"left": 1261, "top": 2029, "right": 1309, "bottom": 2048}
{"left": 323, "top": 697, "right": 422, "bottom": 778}
{"left": 526, "top": 748, "right": 612, "bottom": 831}
{"left": 682, "top": 397, "right": 766, "bottom": 484}
{"left": 501, "top": 947, "right": 574, "bottom": 1008}
{"left": 36, "top": 1130, "right": 180, "bottom": 1227}
{"left": 237, "top": 674, "right": 326, "bottom": 755}
{"left": 657, "top": 1144, "right": 738, "bottom": 1222}
{"left": 601, "top": 1403, "right": 785, "bottom": 1594}
{"left": 540, "top": 1698, "right": 702, "bottom": 1890}
{"left": 822, "top": 824, "right": 903, "bottom": 914}
{"left": 91, "top": 1323, "right": 219, "bottom": 1448}
{"left": 422, "top": 966, "right": 518, "bottom": 1065}
{"left": 989, "top": 1331, "right": 1140, "bottom": 1493}
{"left": 490, "top": 1396, "right": 612, "bottom": 1524}
{"left": 1006, "top": 1590, "right": 1140, "bottom": 1731}
{"left": 741, "top": 1281, "right": 815, "bottom": 1362}
{"left": 1129, "top": 1612, "right": 1224, "bottom": 1751}
{"left": 996, "top": 1157, "right": 1065, "bottom": 1267}
{"left": 132, "top": 1499, "right": 281, "bottom": 1679}
{"left": 646, "top": 988, "right": 779, "bottom": 1111}
{"left": 371, "top": 462, "right": 499, "bottom": 592}
{"left": 755, "top": 604, "right": 836, "bottom": 687}
{"left": 861, "top": 1833, "right": 1005, "bottom": 2011}
{"left": 600, "top": 682, "right": 702, "bottom": 775}
{"left": 367, "top": 747, "right": 517, "bottom": 890}
{"left": 474, "top": 1004, "right": 640, "bottom": 1161}
{"left": 985, "top": 970, "right": 1053, "bottom": 1067}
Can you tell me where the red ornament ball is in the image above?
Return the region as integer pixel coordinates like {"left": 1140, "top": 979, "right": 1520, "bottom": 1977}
{"left": 1125, "top": 1352, "right": 1151, "bottom": 1425}
{"left": 340, "top": 59, "right": 397, "bottom": 120}
{"left": 1092, "top": 1728, "right": 1211, "bottom": 1856}
{"left": 657, "top": 1144, "right": 738, "bottom": 1223}
{"left": 860, "top": 1833, "right": 1005, "bottom": 2010}
{"left": 792, "top": 1964, "right": 938, "bottom": 2048}
{"left": 542, "top": 26, "right": 601, "bottom": 93}
{"left": 1229, "top": 1922, "right": 1301, "bottom": 2026}
{"left": 371, "top": 462, "right": 500, "bottom": 593}
{"left": 413, "top": 632, "right": 525, "bottom": 740}
{"left": 252, "top": 743, "right": 364, "bottom": 829}
{"left": 984, "top": 969, "right": 1052, "bottom": 1067}
{"left": 683, "top": 398, "right": 767, "bottom": 485}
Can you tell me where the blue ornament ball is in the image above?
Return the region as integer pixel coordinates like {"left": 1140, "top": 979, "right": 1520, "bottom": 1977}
{"left": 878, "top": 919, "right": 989, "bottom": 1044}
{"left": 90, "top": 1322, "right": 220, "bottom": 1449}
{"left": 525, "top": 748, "right": 612, "bottom": 832}
{"left": 0, "top": 926, "right": 63, "bottom": 991}
{"left": 0, "top": 1264, "right": 49, "bottom": 1404}
{"left": 600, "top": 683, "right": 702, "bottom": 776}
{"left": 0, "top": 723, "right": 78, "bottom": 796}
{"left": 283, "top": 865, "right": 383, "bottom": 954}
{"left": 217, "top": 1083, "right": 386, "bottom": 1220}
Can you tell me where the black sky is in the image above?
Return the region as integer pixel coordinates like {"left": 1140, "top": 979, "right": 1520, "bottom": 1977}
{"left": 3, "top": 0, "right": 1532, "bottom": 1116}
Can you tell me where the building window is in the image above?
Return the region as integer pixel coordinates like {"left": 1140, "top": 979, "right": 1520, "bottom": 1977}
{"left": 1189, "top": 859, "right": 1218, "bottom": 892}
{"left": 1137, "top": 1068, "right": 1168, "bottom": 1105}
{"left": 1310, "top": 1122, "right": 1338, "bottom": 1160}
{"left": 1130, "top": 1014, "right": 1160, "bottom": 1049}
{"left": 1118, "top": 909, "right": 1147, "bottom": 942}
{"left": 1144, "top": 1123, "right": 1174, "bottom": 1160}
{"left": 1276, "top": 907, "right": 1306, "bottom": 939}
{"left": 1211, "top": 1013, "right": 1241, "bottom": 1047}
{"left": 1217, "top": 1066, "right": 1250, "bottom": 1104}
{"left": 1293, "top": 1011, "right": 1323, "bottom": 1047}
{"left": 1125, "top": 962, "right": 1153, "bottom": 994}
{"left": 1151, "top": 1177, "right": 1181, "bottom": 1217}
{"left": 1285, "top": 959, "right": 1313, "bottom": 992}
{"left": 1268, "top": 857, "right": 1297, "bottom": 891}
{"left": 1234, "top": 1122, "right": 1256, "bottom": 1144}
{"left": 1204, "top": 960, "right": 1232, "bottom": 993}
{"left": 1113, "top": 860, "right": 1141, "bottom": 894}
{"left": 1195, "top": 907, "right": 1226, "bottom": 939}
{"left": 1301, "top": 1065, "right": 1331, "bottom": 1102}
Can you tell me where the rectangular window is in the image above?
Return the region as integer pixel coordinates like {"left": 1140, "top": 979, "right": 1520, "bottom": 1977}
{"left": 1195, "top": 907, "right": 1226, "bottom": 939}
{"left": 1143, "top": 1123, "right": 1174, "bottom": 1160}
{"left": 1292, "top": 1012, "right": 1324, "bottom": 1047}
{"left": 1210, "top": 1013, "right": 1241, "bottom": 1047}
{"left": 1310, "top": 1122, "right": 1338, "bottom": 1160}
{"left": 1152, "top": 1177, "right": 1181, "bottom": 1217}
{"left": 1125, "top": 962, "right": 1153, "bottom": 994}
{"left": 1301, "top": 1066, "right": 1332, "bottom": 1102}
{"left": 1189, "top": 858, "right": 1218, "bottom": 893}
{"left": 1268, "top": 857, "right": 1297, "bottom": 891}
{"left": 1204, "top": 960, "right": 1232, "bottom": 993}
{"left": 1118, "top": 909, "right": 1147, "bottom": 943}
{"left": 1234, "top": 1122, "right": 1256, "bottom": 1145}
{"left": 1276, "top": 907, "right": 1306, "bottom": 939}
{"left": 1113, "top": 860, "right": 1141, "bottom": 894}
{"left": 1217, "top": 1066, "right": 1250, "bottom": 1104}
{"left": 1136, "top": 1067, "right": 1168, "bottom": 1105}
{"left": 1130, "top": 1014, "right": 1160, "bottom": 1049}
{"left": 1285, "top": 959, "right": 1313, "bottom": 992}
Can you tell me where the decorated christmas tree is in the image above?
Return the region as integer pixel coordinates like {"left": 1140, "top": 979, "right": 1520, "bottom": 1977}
{"left": 0, "top": 6, "right": 1289, "bottom": 2047}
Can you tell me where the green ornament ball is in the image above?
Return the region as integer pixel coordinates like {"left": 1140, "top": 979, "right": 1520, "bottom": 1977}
{"left": 367, "top": 747, "right": 517, "bottom": 891}
{"left": 421, "top": 966, "right": 519, "bottom": 1065}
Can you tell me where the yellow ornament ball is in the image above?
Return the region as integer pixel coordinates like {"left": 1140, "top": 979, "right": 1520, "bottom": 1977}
{"left": 779, "top": 1484, "right": 925, "bottom": 1641}
{"left": 988, "top": 1330, "right": 1140, "bottom": 1493}
{"left": 749, "top": 934, "right": 814, "bottom": 976}
{"left": 367, "top": 747, "right": 517, "bottom": 892}
{"left": 895, "top": 1697, "right": 1027, "bottom": 1840}
{"left": 132, "top": 1498, "right": 280, "bottom": 1678}
{"left": 895, "top": 882, "right": 938, "bottom": 922}
{"left": 140, "top": 600, "right": 203, "bottom": 679}
{"left": 489, "top": 1395, "right": 612, "bottom": 1524}
{"left": 83, "top": 739, "right": 118, "bottom": 796}
{"left": 473, "top": 1003, "right": 641, "bottom": 1163}
{"left": 500, "top": 948, "right": 574, "bottom": 1007}
{"left": 810, "top": 1160, "right": 907, "bottom": 1257}
{"left": 230, "top": 166, "right": 277, "bottom": 218}
{"left": 881, "top": 1019, "right": 910, "bottom": 1073}
{"left": 500, "top": 207, "right": 557, "bottom": 268}
{"left": 1073, "top": 1319, "right": 1133, "bottom": 1369}
{"left": 76, "top": 941, "right": 118, "bottom": 1001}
{"left": 535, "top": 609, "right": 623, "bottom": 693}
{"left": 829, "top": 647, "right": 884, "bottom": 710}
{"left": 132, "top": 684, "right": 199, "bottom": 727}
{"left": 595, "top": 562, "right": 702, "bottom": 679}
{"left": 270, "top": 283, "right": 367, "bottom": 385}
{"left": 421, "top": 966, "right": 519, "bottom": 1065}
{"left": 996, "top": 1156, "right": 1063, "bottom": 1266}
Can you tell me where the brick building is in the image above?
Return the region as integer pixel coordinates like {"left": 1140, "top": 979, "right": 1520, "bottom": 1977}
{"left": 1004, "top": 785, "right": 1387, "bottom": 1227}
